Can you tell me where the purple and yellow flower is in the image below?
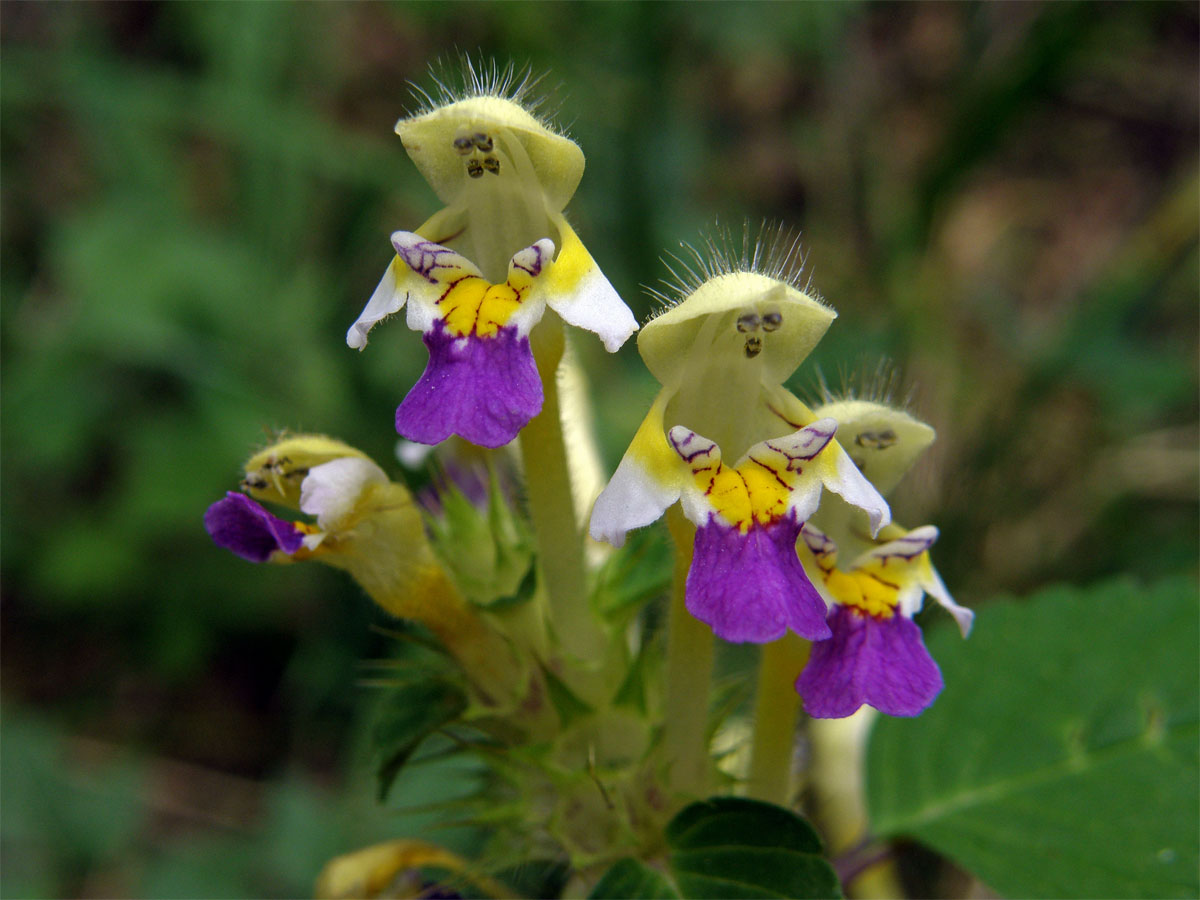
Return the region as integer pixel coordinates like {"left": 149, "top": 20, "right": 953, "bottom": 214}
{"left": 347, "top": 65, "right": 636, "bottom": 448}
{"left": 203, "top": 435, "right": 526, "bottom": 701}
{"left": 791, "top": 398, "right": 974, "bottom": 718}
{"left": 796, "top": 523, "right": 973, "bottom": 718}
{"left": 354, "top": 236, "right": 555, "bottom": 448}
{"left": 589, "top": 234, "right": 890, "bottom": 643}
{"left": 203, "top": 443, "right": 427, "bottom": 605}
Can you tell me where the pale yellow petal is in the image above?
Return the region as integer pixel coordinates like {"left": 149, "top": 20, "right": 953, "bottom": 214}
{"left": 397, "top": 96, "right": 583, "bottom": 212}
{"left": 640, "top": 271, "right": 835, "bottom": 387}
{"left": 813, "top": 399, "right": 936, "bottom": 496}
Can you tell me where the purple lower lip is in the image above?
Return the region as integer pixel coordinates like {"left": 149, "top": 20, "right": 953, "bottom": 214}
{"left": 395, "top": 319, "right": 543, "bottom": 449}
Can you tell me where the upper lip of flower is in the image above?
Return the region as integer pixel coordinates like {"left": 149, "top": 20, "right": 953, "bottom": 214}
{"left": 346, "top": 92, "right": 643, "bottom": 445}
{"left": 809, "top": 399, "right": 937, "bottom": 498}
{"left": 396, "top": 95, "right": 585, "bottom": 213}
{"left": 638, "top": 273, "right": 836, "bottom": 389}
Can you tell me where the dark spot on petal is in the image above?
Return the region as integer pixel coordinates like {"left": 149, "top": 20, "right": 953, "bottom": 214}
{"left": 737, "top": 313, "right": 761, "bottom": 333}
{"left": 856, "top": 429, "right": 897, "bottom": 450}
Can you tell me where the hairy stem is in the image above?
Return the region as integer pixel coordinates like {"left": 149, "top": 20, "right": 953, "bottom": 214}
{"left": 746, "top": 634, "right": 809, "bottom": 804}
{"left": 663, "top": 507, "right": 715, "bottom": 798}
{"left": 518, "top": 317, "right": 605, "bottom": 663}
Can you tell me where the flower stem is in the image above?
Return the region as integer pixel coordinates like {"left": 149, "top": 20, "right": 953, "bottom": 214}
{"left": 809, "top": 711, "right": 906, "bottom": 897}
{"left": 518, "top": 317, "right": 605, "bottom": 663}
{"left": 663, "top": 507, "right": 715, "bottom": 797}
{"left": 746, "top": 634, "right": 809, "bottom": 804}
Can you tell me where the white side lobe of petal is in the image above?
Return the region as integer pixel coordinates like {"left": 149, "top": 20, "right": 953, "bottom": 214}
{"left": 798, "top": 522, "right": 838, "bottom": 566}
{"left": 852, "top": 525, "right": 939, "bottom": 568}
{"left": 347, "top": 259, "right": 406, "bottom": 349}
{"left": 822, "top": 444, "right": 891, "bottom": 536}
{"left": 743, "top": 419, "right": 837, "bottom": 523}
{"left": 545, "top": 214, "right": 637, "bottom": 352}
{"left": 666, "top": 426, "right": 726, "bottom": 528}
{"left": 300, "top": 458, "right": 389, "bottom": 532}
{"left": 923, "top": 560, "right": 974, "bottom": 638}
{"left": 589, "top": 454, "right": 680, "bottom": 548}
{"left": 795, "top": 522, "right": 838, "bottom": 609}
{"left": 503, "top": 239, "right": 557, "bottom": 337}
{"left": 389, "top": 231, "right": 484, "bottom": 334}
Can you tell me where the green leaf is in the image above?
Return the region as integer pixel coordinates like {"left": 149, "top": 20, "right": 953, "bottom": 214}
{"left": 491, "top": 859, "right": 571, "bottom": 900}
{"left": 426, "top": 473, "right": 535, "bottom": 610}
{"left": 373, "top": 673, "right": 469, "bottom": 802}
{"left": 590, "top": 858, "right": 680, "bottom": 899}
{"left": 668, "top": 798, "right": 840, "bottom": 900}
{"left": 540, "top": 665, "right": 595, "bottom": 729}
{"left": 590, "top": 797, "right": 841, "bottom": 899}
{"left": 477, "top": 561, "right": 538, "bottom": 612}
{"left": 868, "top": 576, "right": 1199, "bottom": 899}
{"left": 593, "top": 525, "right": 673, "bottom": 621}
{"left": 612, "top": 640, "right": 653, "bottom": 713}
{"left": 666, "top": 795, "right": 824, "bottom": 853}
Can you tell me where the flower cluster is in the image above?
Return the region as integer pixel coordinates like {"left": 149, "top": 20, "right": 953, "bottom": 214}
{"left": 589, "top": 235, "right": 971, "bottom": 717}
{"left": 201, "top": 60, "right": 975, "bottom": 890}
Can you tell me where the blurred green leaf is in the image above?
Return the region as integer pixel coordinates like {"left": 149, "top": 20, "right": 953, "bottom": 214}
{"left": 491, "top": 859, "right": 571, "bottom": 900}
{"left": 373, "top": 670, "right": 468, "bottom": 802}
{"left": 593, "top": 525, "right": 673, "bottom": 622}
{"left": 591, "top": 858, "right": 679, "bottom": 899}
{"left": 916, "top": 1, "right": 1097, "bottom": 241}
{"left": 540, "top": 665, "right": 594, "bottom": 730}
{"left": 0, "top": 709, "right": 145, "bottom": 873}
{"left": 868, "top": 577, "right": 1199, "bottom": 899}
{"left": 612, "top": 639, "right": 653, "bottom": 714}
{"left": 139, "top": 838, "right": 257, "bottom": 900}
{"left": 591, "top": 797, "right": 841, "bottom": 899}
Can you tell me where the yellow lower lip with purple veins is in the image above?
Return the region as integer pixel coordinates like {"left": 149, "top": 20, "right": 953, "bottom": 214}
{"left": 438, "top": 275, "right": 526, "bottom": 338}
{"left": 823, "top": 568, "right": 900, "bottom": 618}
{"left": 685, "top": 456, "right": 793, "bottom": 534}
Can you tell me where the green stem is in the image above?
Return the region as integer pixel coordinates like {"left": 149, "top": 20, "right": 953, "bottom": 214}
{"left": 809, "top": 712, "right": 907, "bottom": 898}
{"left": 746, "top": 634, "right": 809, "bottom": 804}
{"left": 518, "top": 316, "right": 605, "bottom": 663}
{"left": 663, "top": 507, "right": 715, "bottom": 798}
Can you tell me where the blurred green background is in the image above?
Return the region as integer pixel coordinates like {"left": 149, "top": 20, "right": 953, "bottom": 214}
{"left": 1, "top": 2, "right": 1196, "bottom": 897}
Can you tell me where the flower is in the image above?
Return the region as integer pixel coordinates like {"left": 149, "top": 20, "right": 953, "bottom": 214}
{"left": 363, "top": 235, "right": 554, "bottom": 448}
{"left": 346, "top": 63, "right": 637, "bottom": 448}
{"left": 203, "top": 435, "right": 525, "bottom": 700}
{"left": 205, "top": 440, "right": 437, "bottom": 614}
{"left": 589, "top": 232, "right": 890, "bottom": 642}
{"left": 796, "top": 523, "right": 973, "bottom": 718}
{"left": 666, "top": 421, "right": 888, "bottom": 642}
{"left": 790, "top": 398, "right": 974, "bottom": 718}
